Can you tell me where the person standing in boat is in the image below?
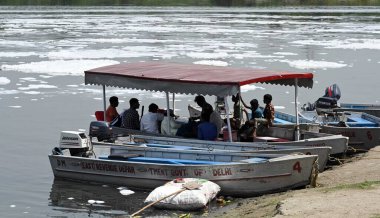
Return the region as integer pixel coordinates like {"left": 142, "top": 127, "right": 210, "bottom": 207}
{"left": 262, "top": 94, "right": 275, "bottom": 127}
{"left": 197, "top": 110, "right": 218, "bottom": 141}
{"left": 194, "top": 95, "right": 223, "bottom": 136}
{"left": 140, "top": 103, "right": 164, "bottom": 133}
{"left": 106, "top": 96, "right": 119, "bottom": 122}
{"left": 121, "top": 98, "right": 140, "bottom": 130}
{"left": 229, "top": 93, "right": 246, "bottom": 130}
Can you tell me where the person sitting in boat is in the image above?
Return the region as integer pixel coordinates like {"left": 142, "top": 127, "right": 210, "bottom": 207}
{"left": 121, "top": 98, "right": 140, "bottom": 130}
{"left": 140, "top": 103, "right": 164, "bottom": 133}
{"left": 239, "top": 98, "right": 263, "bottom": 141}
{"left": 194, "top": 95, "right": 223, "bottom": 136}
{"left": 241, "top": 97, "right": 263, "bottom": 122}
{"left": 262, "top": 94, "right": 275, "bottom": 127}
{"left": 197, "top": 110, "right": 218, "bottom": 141}
{"left": 106, "top": 96, "right": 119, "bottom": 122}
{"left": 161, "top": 109, "right": 182, "bottom": 136}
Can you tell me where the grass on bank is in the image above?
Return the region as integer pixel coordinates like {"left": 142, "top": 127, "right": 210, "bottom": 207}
{"left": 323, "top": 180, "right": 380, "bottom": 193}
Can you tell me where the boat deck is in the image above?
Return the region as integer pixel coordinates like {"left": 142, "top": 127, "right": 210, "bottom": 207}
{"left": 99, "top": 155, "right": 268, "bottom": 165}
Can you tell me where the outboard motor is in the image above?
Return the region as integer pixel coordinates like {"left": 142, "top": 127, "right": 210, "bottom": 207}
{"left": 58, "top": 131, "right": 91, "bottom": 156}
{"left": 89, "top": 121, "right": 113, "bottom": 142}
{"left": 325, "top": 83, "right": 341, "bottom": 100}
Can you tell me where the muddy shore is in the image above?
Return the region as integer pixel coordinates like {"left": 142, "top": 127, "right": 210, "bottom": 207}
{"left": 209, "top": 146, "right": 380, "bottom": 218}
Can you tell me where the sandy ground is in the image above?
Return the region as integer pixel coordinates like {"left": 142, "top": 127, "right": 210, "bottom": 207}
{"left": 211, "top": 146, "right": 380, "bottom": 218}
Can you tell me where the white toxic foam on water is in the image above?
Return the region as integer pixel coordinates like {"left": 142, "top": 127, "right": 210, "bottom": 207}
{"left": 193, "top": 60, "right": 229, "bottom": 67}
{"left": 187, "top": 52, "right": 229, "bottom": 59}
{"left": 9, "top": 106, "right": 22, "bottom": 108}
{"left": 274, "top": 52, "right": 298, "bottom": 56}
{"left": 275, "top": 106, "right": 286, "bottom": 110}
{"left": 39, "top": 75, "right": 53, "bottom": 78}
{"left": 1, "top": 59, "right": 119, "bottom": 76}
{"left": 291, "top": 38, "right": 380, "bottom": 50}
{"left": 18, "top": 84, "right": 57, "bottom": 91}
{"left": 24, "top": 91, "right": 41, "bottom": 95}
{"left": 0, "top": 52, "right": 38, "bottom": 57}
{"left": 88, "top": 200, "right": 96, "bottom": 204}
{"left": 0, "top": 77, "right": 11, "bottom": 85}
{"left": 0, "top": 40, "right": 36, "bottom": 47}
{"left": 282, "top": 60, "right": 347, "bottom": 69}
{"left": 10, "top": 205, "right": 16, "bottom": 208}
{"left": 0, "top": 90, "right": 19, "bottom": 95}
{"left": 241, "top": 84, "right": 265, "bottom": 92}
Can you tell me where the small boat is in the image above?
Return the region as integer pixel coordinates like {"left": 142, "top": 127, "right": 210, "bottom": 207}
{"left": 95, "top": 134, "right": 331, "bottom": 172}
{"left": 49, "top": 62, "right": 324, "bottom": 197}
{"left": 334, "top": 103, "right": 380, "bottom": 118}
{"left": 275, "top": 110, "right": 380, "bottom": 150}
{"left": 49, "top": 131, "right": 318, "bottom": 197}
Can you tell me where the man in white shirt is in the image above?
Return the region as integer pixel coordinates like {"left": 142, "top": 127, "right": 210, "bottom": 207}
{"left": 161, "top": 109, "right": 182, "bottom": 136}
{"left": 140, "top": 103, "right": 164, "bottom": 133}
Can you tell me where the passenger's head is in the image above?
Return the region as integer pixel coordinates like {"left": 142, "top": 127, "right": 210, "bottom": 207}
{"left": 148, "top": 103, "right": 159, "bottom": 113}
{"left": 232, "top": 93, "right": 240, "bottom": 103}
{"left": 194, "top": 95, "right": 206, "bottom": 107}
{"left": 109, "top": 96, "right": 119, "bottom": 107}
{"left": 129, "top": 98, "right": 140, "bottom": 109}
{"left": 263, "top": 94, "right": 272, "bottom": 104}
{"left": 250, "top": 99, "right": 259, "bottom": 110}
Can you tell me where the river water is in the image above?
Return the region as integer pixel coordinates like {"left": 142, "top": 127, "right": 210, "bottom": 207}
{"left": 0, "top": 5, "right": 379, "bottom": 217}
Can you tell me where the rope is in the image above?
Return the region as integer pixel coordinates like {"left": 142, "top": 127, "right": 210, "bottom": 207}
{"left": 328, "top": 156, "right": 343, "bottom": 165}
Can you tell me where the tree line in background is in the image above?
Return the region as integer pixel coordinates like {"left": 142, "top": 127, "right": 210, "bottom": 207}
{"left": 0, "top": 0, "right": 379, "bottom": 6}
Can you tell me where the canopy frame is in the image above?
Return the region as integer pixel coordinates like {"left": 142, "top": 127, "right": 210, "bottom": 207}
{"left": 86, "top": 62, "right": 313, "bottom": 142}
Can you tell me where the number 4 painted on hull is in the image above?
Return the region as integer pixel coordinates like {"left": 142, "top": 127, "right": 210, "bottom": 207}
{"left": 293, "top": 161, "right": 302, "bottom": 173}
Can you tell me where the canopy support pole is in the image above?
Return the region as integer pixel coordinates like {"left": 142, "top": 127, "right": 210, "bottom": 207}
{"left": 224, "top": 96, "right": 233, "bottom": 142}
{"left": 294, "top": 78, "right": 300, "bottom": 141}
{"left": 102, "top": 85, "right": 106, "bottom": 121}
{"left": 238, "top": 87, "right": 242, "bottom": 122}
{"left": 172, "top": 93, "right": 175, "bottom": 112}
{"left": 166, "top": 92, "right": 171, "bottom": 132}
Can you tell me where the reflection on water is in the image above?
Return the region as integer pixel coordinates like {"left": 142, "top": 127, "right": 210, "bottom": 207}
{"left": 49, "top": 179, "right": 216, "bottom": 217}
{"left": 49, "top": 179, "right": 146, "bottom": 217}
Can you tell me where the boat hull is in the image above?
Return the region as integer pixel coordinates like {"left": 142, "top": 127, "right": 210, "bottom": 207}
{"left": 320, "top": 126, "right": 380, "bottom": 151}
{"left": 49, "top": 154, "right": 317, "bottom": 197}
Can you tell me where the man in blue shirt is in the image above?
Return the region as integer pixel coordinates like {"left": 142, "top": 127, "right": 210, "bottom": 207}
{"left": 197, "top": 111, "right": 217, "bottom": 141}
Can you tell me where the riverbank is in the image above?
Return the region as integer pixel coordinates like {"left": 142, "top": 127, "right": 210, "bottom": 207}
{"left": 210, "top": 146, "right": 380, "bottom": 218}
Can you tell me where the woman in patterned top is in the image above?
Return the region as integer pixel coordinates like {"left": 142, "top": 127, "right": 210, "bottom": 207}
{"left": 262, "top": 94, "right": 274, "bottom": 127}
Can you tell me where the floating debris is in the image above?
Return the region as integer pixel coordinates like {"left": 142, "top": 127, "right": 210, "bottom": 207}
{"left": 120, "top": 189, "right": 135, "bottom": 196}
